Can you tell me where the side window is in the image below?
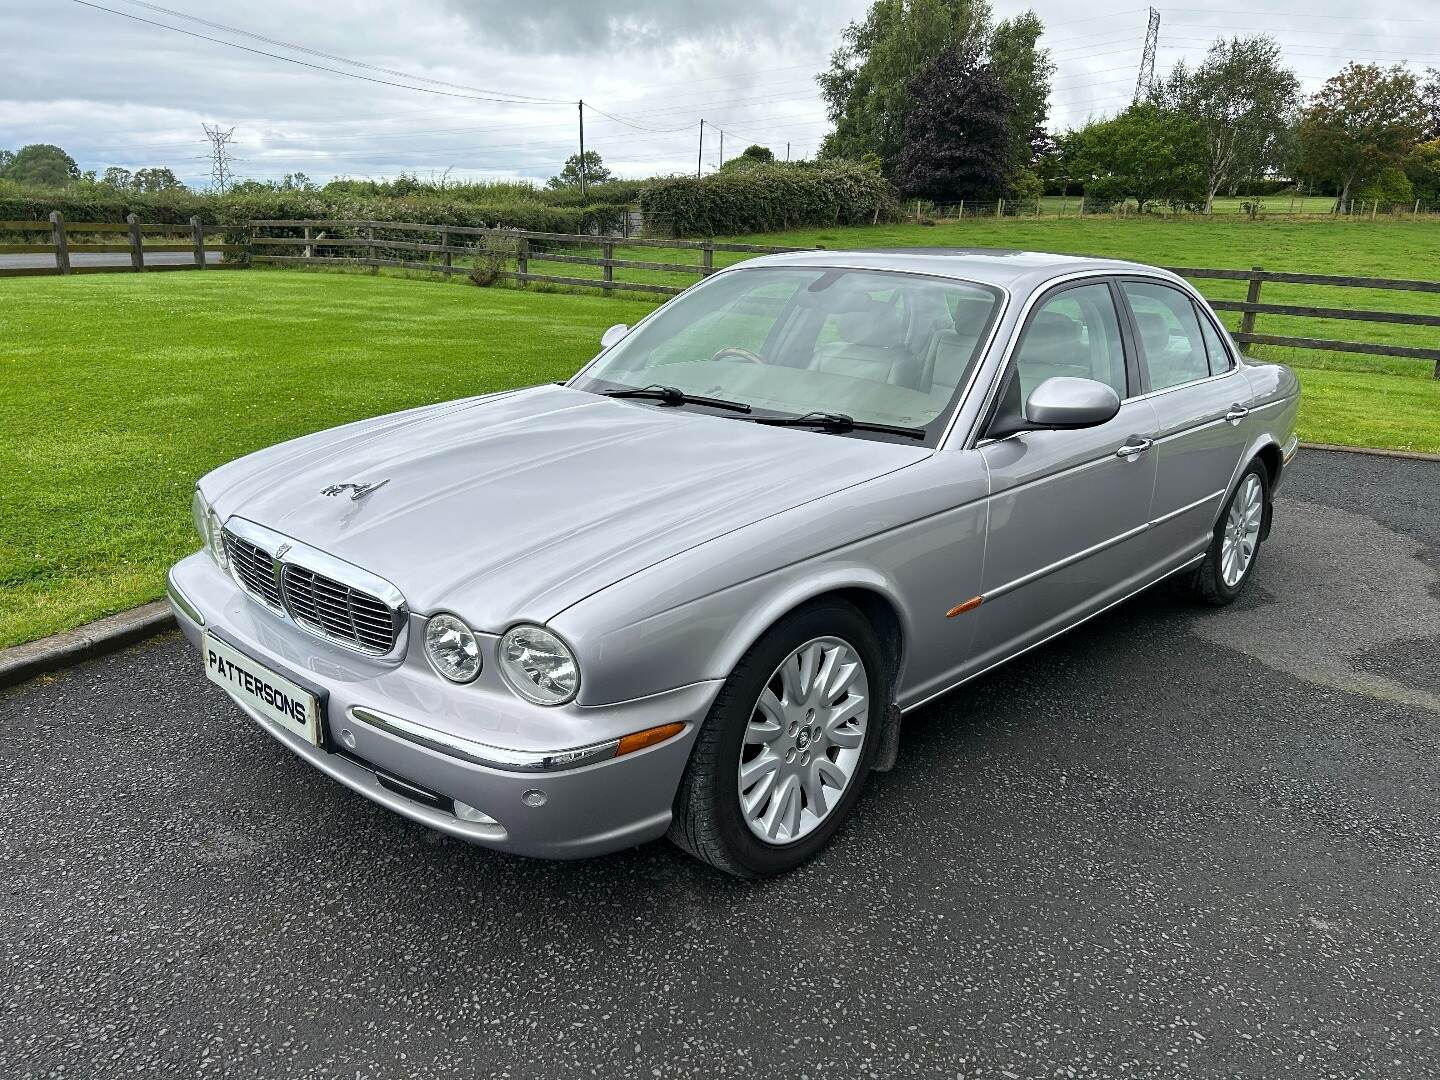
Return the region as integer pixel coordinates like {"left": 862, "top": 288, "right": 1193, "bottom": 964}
{"left": 1012, "top": 282, "right": 1127, "bottom": 409}
{"left": 1195, "top": 303, "right": 1233, "bottom": 375}
{"left": 1122, "top": 281, "right": 1210, "bottom": 390}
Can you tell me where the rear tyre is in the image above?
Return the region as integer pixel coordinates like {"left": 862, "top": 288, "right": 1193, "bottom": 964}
{"left": 1178, "top": 459, "right": 1270, "bottom": 606}
{"left": 667, "top": 600, "right": 885, "bottom": 878}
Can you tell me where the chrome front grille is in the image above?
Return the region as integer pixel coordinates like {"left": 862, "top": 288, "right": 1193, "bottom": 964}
{"left": 220, "top": 520, "right": 406, "bottom": 657}
{"left": 281, "top": 564, "right": 397, "bottom": 654}
{"left": 224, "top": 532, "right": 284, "bottom": 609}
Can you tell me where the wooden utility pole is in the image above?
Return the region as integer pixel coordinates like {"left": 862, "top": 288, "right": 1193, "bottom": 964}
{"left": 786, "top": 142, "right": 790, "bottom": 162}
{"left": 577, "top": 100, "right": 588, "bottom": 202}
{"left": 696, "top": 120, "right": 704, "bottom": 179}
{"left": 718, "top": 128, "right": 724, "bottom": 167}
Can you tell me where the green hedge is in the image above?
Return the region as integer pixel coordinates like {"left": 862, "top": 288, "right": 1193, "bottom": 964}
{"left": 0, "top": 186, "right": 628, "bottom": 237}
{"left": 637, "top": 164, "right": 898, "bottom": 236}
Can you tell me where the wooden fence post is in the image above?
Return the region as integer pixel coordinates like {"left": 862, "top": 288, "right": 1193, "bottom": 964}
{"left": 126, "top": 213, "right": 144, "bottom": 272}
{"left": 439, "top": 226, "right": 451, "bottom": 270}
{"left": 517, "top": 237, "right": 529, "bottom": 283}
{"left": 602, "top": 241, "right": 614, "bottom": 293}
{"left": 1240, "top": 266, "right": 1264, "bottom": 340}
{"left": 190, "top": 216, "right": 206, "bottom": 269}
{"left": 49, "top": 211, "right": 70, "bottom": 275}
{"left": 702, "top": 241, "right": 714, "bottom": 277}
{"left": 303, "top": 224, "right": 313, "bottom": 259}
{"left": 996, "top": 198, "right": 1004, "bottom": 218}
{"left": 367, "top": 225, "right": 377, "bottom": 273}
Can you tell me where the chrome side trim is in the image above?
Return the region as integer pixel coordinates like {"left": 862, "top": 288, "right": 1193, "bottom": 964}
{"left": 980, "top": 488, "right": 1225, "bottom": 601}
{"left": 984, "top": 522, "right": 1150, "bottom": 601}
{"left": 1149, "top": 488, "right": 1228, "bottom": 527}
{"left": 903, "top": 551, "right": 1207, "bottom": 715}
{"left": 166, "top": 566, "right": 205, "bottom": 627}
{"left": 349, "top": 706, "right": 621, "bottom": 773}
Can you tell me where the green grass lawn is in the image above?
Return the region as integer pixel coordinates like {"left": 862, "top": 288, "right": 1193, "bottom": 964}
{"left": 0, "top": 272, "right": 655, "bottom": 648}
{"left": 4, "top": 217, "right": 1440, "bottom": 649}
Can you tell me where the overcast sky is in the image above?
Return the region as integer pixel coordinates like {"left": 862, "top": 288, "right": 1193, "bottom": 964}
{"left": 1, "top": 0, "right": 1436, "bottom": 189}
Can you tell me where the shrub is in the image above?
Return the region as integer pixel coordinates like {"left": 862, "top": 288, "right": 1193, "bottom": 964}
{"left": 1355, "top": 167, "right": 1415, "bottom": 210}
{"left": 467, "top": 231, "right": 521, "bottom": 287}
{"left": 637, "top": 162, "right": 897, "bottom": 236}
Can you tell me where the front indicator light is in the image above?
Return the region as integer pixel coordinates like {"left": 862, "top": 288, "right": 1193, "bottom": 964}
{"left": 497, "top": 625, "right": 579, "bottom": 705}
{"left": 425, "top": 613, "right": 481, "bottom": 683}
{"left": 616, "top": 722, "right": 685, "bottom": 757}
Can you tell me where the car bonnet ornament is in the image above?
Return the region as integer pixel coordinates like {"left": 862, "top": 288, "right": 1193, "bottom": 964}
{"left": 320, "top": 479, "right": 390, "bottom": 501}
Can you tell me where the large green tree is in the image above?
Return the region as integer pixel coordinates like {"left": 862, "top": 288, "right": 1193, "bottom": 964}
{"left": 1297, "top": 63, "right": 1427, "bottom": 210}
{"left": 1157, "top": 35, "right": 1300, "bottom": 212}
{"left": 988, "top": 11, "right": 1055, "bottom": 165}
{"left": 2, "top": 144, "right": 80, "bottom": 188}
{"left": 546, "top": 150, "right": 612, "bottom": 190}
{"left": 819, "top": 0, "right": 1053, "bottom": 177}
{"left": 1064, "top": 103, "right": 1208, "bottom": 212}
{"left": 896, "top": 45, "right": 1015, "bottom": 202}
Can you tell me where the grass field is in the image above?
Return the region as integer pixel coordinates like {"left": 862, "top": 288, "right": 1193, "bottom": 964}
{"left": 0, "top": 273, "right": 654, "bottom": 648}
{"left": 3, "top": 215, "right": 1440, "bottom": 648}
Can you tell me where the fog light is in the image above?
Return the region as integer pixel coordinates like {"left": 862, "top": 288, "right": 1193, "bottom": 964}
{"left": 453, "top": 799, "right": 498, "bottom": 825}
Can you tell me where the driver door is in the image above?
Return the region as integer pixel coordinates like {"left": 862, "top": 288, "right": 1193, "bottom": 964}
{"left": 970, "top": 279, "right": 1161, "bottom": 673}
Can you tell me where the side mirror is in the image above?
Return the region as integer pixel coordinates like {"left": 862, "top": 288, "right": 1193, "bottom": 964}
{"left": 987, "top": 375, "right": 1120, "bottom": 439}
{"left": 600, "top": 323, "right": 630, "bottom": 349}
{"left": 1024, "top": 377, "right": 1121, "bottom": 429}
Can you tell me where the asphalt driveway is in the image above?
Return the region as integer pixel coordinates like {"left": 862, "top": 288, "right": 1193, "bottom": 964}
{"left": 2, "top": 449, "right": 1437, "bottom": 1079}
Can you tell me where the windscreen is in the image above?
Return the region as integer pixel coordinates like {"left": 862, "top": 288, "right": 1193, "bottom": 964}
{"left": 571, "top": 267, "right": 1002, "bottom": 440}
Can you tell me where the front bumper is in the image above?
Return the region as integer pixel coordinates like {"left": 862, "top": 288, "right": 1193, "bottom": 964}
{"left": 167, "top": 552, "right": 720, "bottom": 859}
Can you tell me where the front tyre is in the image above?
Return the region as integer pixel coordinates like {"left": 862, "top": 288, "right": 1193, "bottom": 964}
{"left": 668, "top": 600, "right": 885, "bottom": 878}
{"left": 1179, "top": 459, "right": 1270, "bottom": 605}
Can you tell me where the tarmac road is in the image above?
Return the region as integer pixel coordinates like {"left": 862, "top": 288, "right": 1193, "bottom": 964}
{"left": 2, "top": 448, "right": 1437, "bottom": 1079}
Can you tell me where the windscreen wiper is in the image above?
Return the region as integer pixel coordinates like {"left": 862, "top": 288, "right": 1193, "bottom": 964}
{"left": 603, "top": 384, "right": 752, "bottom": 414}
{"left": 750, "top": 411, "right": 927, "bottom": 439}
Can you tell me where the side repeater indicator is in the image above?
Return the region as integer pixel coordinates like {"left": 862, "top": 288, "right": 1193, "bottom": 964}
{"left": 945, "top": 596, "right": 984, "bottom": 618}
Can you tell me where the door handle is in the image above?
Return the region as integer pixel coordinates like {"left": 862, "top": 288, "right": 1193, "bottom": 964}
{"left": 1115, "top": 437, "right": 1153, "bottom": 459}
{"left": 1225, "top": 404, "right": 1250, "bottom": 425}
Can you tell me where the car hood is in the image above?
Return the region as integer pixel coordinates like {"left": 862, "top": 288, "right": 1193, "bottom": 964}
{"left": 204, "top": 384, "right": 929, "bottom": 627}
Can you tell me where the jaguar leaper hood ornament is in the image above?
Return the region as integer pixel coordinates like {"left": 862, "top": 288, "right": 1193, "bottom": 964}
{"left": 320, "top": 479, "right": 390, "bottom": 501}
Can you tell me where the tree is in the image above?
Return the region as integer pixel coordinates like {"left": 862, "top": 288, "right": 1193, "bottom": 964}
{"left": 1157, "top": 35, "right": 1300, "bottom": 213}
{"left": 1404, "top": 138, "right": 1440, "bottom": 207}
{"left": 3, "top": 144, "right": 80, "bottom": 188}
{"left": 1297, "top": 63, "right": 1427, "bottom": 211}
{"left": 740, "top": 144, "right": 774, "bottom": 163}
{"left": 546, "top": 151, "right": 611, "bottom": 190}
{"left": 1422, "top": 68, "right": 1440, "bottom": 141}
{"left": 0, "top": 149, "right": 14, "bottom": 175}
{"left": 896, "top": 45, "right": 1015, "bottom": 202}
{"left": 133, "top": 167, "right": 185, "bottom": 193}
{"left": 101, "top": 166, "right": 134, "bottom": 190}
{"left": 1064, "top": 102, "right": 1208, "bottom": 211}
{"left": 988, "top": 12, "right": 1055, "bottom": 165}
{"left": 816, "top": 0, "right": 994, "bottom": 174}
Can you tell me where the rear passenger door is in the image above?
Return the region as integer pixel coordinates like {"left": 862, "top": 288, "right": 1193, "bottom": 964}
{"left": 1118, "top": 278, "right": 1250, "bottom": 565}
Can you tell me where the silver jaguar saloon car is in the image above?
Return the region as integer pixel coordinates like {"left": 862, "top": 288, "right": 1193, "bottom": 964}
{"left": 168, "top": 249, "right": 1299, "bottom": 877}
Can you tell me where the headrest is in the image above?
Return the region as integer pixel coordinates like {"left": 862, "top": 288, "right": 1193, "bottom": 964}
{"left": 1135, "top": 311, "right": 1171, "bottom": 354}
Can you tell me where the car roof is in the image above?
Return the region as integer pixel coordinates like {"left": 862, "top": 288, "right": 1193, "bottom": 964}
{"left": 731, "top": 247, "right": 1173, "bottom": 293}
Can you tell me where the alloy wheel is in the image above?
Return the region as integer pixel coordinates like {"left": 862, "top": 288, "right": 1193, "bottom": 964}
{"left": 736, "top": 636, "right": 869, "bottom": 845}
{"left": 1221, "top": 474, "right": 1264, "bottom": 587}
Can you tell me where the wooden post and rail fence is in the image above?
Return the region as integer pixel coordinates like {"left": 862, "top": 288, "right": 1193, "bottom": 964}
{"left": 3, "top": 214, "right": 1438, "bottom": 377}
{"left": 0, "top": 212, "right": 242, "bottom": 277}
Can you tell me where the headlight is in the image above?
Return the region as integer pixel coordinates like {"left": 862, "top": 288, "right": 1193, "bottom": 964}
{"left": 425, "top": 613, "right": 481, "bottom": 683}
{"left": 497, "top": 624, "right": 579, "bottom": 705}
{"left": 192, "top": 488, "right": 228, "bottom": 569}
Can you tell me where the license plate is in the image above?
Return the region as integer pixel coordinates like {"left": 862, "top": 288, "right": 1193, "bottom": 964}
{"left": 203, "top": 632, "right": 322, "bottom": 745}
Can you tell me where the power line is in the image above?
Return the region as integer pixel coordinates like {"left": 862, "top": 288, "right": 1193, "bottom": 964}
{"left": 67, "top": 0, "right": 570, "bottom": 106}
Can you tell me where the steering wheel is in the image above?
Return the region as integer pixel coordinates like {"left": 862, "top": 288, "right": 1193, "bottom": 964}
{"left": 710, "top": 346, "right": 765, "bottom": 365}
